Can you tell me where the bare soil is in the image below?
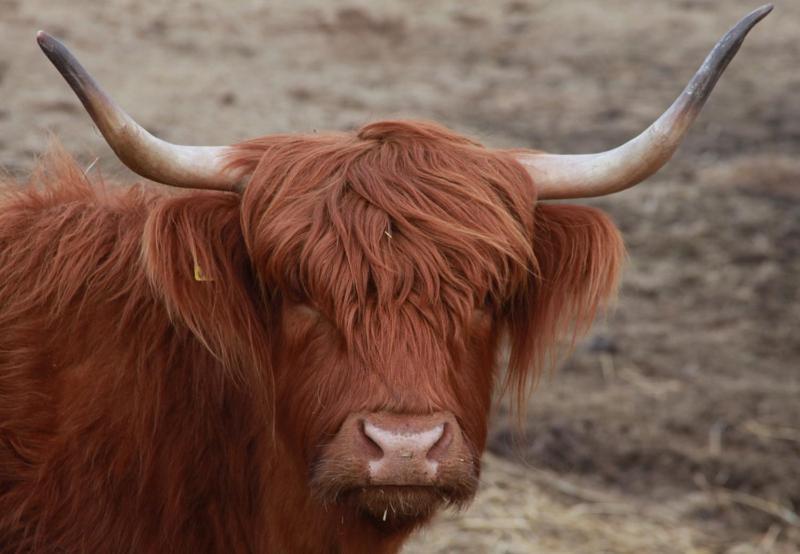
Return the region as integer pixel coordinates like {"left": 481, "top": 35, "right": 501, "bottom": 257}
{"left": 1, "top": 1, "right": 798, "bottom": 552}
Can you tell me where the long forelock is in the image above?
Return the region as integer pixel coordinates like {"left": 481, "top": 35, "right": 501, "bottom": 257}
{"left": 235, "top": 120, "right": 537, "bottom": 371}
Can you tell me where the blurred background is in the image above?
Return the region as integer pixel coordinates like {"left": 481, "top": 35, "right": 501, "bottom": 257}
{"left": 1, "top": 0, "right": 798, "bottom": 552}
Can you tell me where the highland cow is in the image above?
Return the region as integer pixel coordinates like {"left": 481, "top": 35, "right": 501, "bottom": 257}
{"left": 0, "top": 6, "right": 770, "bottom": 553}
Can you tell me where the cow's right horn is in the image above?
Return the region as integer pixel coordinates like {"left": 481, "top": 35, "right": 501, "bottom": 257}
{"left": 516, "top": 4, "right": 772, "bottom": 200}
{"left": 37, "top": 32, "right": 244, "bottom": 192}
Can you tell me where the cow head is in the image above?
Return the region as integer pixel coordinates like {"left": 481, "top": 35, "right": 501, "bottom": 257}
{"left": 36, "top": 4, "right": 769, "bottom": 533}
{"left": 231, "top": 121, "right": 623, "bottom": 527}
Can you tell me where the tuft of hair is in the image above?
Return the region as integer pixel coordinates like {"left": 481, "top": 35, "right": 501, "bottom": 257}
{"left": 502, "top": 202, "right": 625, "bottom": 415}
{"left": 227, "top": 120, "right": 624, "bottom": 417}
{"left": 230, "top": 120, "right": 538, "bottom": 382}
{"left": 0, "top": 143, "right": 272, "bottom": 402}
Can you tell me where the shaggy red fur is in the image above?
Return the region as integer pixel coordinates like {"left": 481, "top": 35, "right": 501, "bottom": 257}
{"left": 0, "top": 120, "right": 623, "bottom": 553}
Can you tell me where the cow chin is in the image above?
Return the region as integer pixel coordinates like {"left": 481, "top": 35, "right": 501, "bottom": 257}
{"left": 313, "top": 479, "right": 478, "bottom": 529}
{"left": 310, "top": 461, "right": 480, "bottom": 529}
{"left": 347, "top": 486, "right": 461, "bottom": 527}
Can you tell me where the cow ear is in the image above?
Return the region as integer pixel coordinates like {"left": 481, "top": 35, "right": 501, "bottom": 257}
{"left": 142, "top": 192, "right": 270, "bottom": 382}
{"left": 502, "top": 203, "right": 624, "bottom": 409}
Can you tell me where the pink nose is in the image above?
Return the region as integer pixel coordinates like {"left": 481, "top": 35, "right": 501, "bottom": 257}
{"left": 362, "top": 417, "right": 447, "bottom": 480}
{"left": 349, "top": 412, "right": 463, "bottom": 485}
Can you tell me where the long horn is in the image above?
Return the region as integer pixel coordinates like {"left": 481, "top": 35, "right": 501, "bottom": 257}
{"left": 517, "top": 5, "right": 772, "bottom": 200}
{"left": 37, "top": 32, "right": 242, "bottom": 191}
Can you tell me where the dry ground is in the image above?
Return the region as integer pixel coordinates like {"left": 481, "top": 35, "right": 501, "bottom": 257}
{"left": 1, "top": 1, "right": 798, "bottom": 552}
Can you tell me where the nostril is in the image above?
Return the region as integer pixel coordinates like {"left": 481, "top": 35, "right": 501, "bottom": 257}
{"left": 426, "top": 421, "right": 453, "bottom": 461}
{"left": 358, "top": 419, "right": 384, "bottom": 459}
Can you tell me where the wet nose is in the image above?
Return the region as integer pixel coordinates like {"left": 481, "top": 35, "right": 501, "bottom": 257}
{"left": 356, "top": 412, "right": 458, "bottom": 484}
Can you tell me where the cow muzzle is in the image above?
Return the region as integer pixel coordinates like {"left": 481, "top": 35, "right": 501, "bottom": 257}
{"left": 311, "top": 411, "right": 478, "bottom": 525}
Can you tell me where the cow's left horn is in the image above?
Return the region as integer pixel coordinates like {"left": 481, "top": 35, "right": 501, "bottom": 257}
{"left": 517, "top": 5, "right": 772, "bottom": 200}
{"left": 37, "top": 32, "right": 242, "bottom": 191}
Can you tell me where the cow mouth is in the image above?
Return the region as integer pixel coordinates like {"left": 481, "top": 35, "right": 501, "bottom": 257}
{"left": 311, "top": 463, "right": 479, "bottom": 529}
{"left": 311, "top": 466, "right": 479, "bottom": 525}
{"left": 338, "top": 485, "right": 469, "bottom": 527}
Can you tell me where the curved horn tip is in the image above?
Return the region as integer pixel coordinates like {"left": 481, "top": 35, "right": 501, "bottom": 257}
{"left": 737, "top": 5, "right": 773, "bottom": 30}
{"left": 751, "top": 4, "right": 774, "bottom": 19}
{"left": 36, "top": 31, "right": 51, "bottom": 48}
{"left": 36, "top": 32, "right": 69, "bottom": 62}
{"left": 36, "top": 30, "right": 58, "bottom": 50}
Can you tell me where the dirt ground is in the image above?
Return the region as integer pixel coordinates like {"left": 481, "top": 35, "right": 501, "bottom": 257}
{"left": 1, "top": 0, "right": 798, "bottom": 552}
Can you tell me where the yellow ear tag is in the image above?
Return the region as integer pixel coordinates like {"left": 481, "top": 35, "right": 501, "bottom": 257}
{"left": 193, "top": 262, "right": 214, "bottom": 282}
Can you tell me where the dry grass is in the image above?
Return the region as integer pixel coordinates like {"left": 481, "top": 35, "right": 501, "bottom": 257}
{"left": 406, "top": 453, "right": 798, "bottom": 554}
